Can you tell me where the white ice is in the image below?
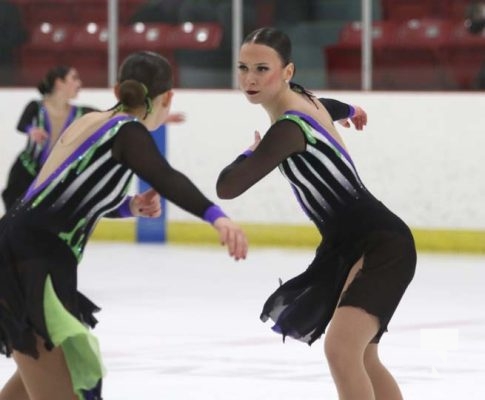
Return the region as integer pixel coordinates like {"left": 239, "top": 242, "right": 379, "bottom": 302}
{"left": 1, "top": 243, "right": 484, "bottom": 399}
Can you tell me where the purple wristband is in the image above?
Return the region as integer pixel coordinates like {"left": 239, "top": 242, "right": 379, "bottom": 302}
{"left": 203, "top": 204, "right": 227, "bottom": 224}
{"left": 348, "top": 105, "right": 356, "bottom": 118}
{"left": 117, "top": 196, "right": 133, "bottom": 217}
{"left": 241, "top": 149, "right": 253, "bottom": 157}
{"left": 24, "top": 124, "right": 34, "bottom": 134}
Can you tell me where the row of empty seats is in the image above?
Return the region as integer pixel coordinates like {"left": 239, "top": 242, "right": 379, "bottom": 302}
{"left": 24, "top": 22, "right": 223, "bottom": 51}
{"left": 17, "top": 22, "right": 224, "bottom": 87}
{"left": 9, "top": 0, "right": 475, "bottom": 26}
{"left": 325, "top": 18, "right": 485, "bottom": 90}
{"left": 7, "top": 0, "right": 483, "bottom": 90}
{"left": 334, "top": 19, "right": 485, "bottom": 47}
{"left": 382, "top": 0, "right": 473, "bottom": 21}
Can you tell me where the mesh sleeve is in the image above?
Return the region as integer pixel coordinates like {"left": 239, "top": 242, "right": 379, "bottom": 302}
{"left": 112, "top": 121, "right": 213, "bottom": 219}
{"left": 217, "top": 119, "right": 306, "bottom": 199}
{"left": 16, "top": 101, "right": 39, "bottom": 133}
{"left": 318, "top": 98, "right": 353, "bottom": 121}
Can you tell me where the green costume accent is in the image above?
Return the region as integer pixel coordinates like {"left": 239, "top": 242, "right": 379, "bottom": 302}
{"left": 278, "top": 113, "right": 343, "bottom": 158}
{"left": 59, "top": 218, "right": 87, "bottom": 262}
{"left": 19, "top": 101, "right": 46, "bottom": 175}
{"left": 43, "top": 275, "right": 105, "bottom": 399}
{"left": 278, "top": 114, "right": 317, "bottom": 145}
{"left": 19, "top": 151, "right": 38, "bottom": 176}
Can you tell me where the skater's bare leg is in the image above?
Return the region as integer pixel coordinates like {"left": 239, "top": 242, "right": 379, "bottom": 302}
{"left": 0, "top": 369, "right": 30, "bottom": 400}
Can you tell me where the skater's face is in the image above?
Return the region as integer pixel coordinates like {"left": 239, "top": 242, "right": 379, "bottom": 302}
{"left": 57, "top": 68, "right": 82, "bottom": 99}
{"left": 238, "top": 43, "right": 293, "bottom": 105}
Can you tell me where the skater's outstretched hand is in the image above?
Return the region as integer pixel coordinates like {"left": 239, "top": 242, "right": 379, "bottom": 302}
{"left": 213, "top": 217, "right": 248, "bottom": 261}
{"left": 130, "top": 188, "right": 162, "bottom": 218}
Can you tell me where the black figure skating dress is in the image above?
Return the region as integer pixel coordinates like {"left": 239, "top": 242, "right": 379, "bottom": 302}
{"left": 218, "top": 108, "right": 416, "bottom": 345}
{"left": 0, "top": 115, "right": 218, "bottom": 397}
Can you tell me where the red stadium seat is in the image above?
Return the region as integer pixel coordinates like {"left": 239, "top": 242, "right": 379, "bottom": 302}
{"left": 337, "top": 20, "right": 397, "bottom": 47}
{"left": 444, "top": 0, "right": 474, "bottom": 19}
{"left": 394, "top": 18, "right": 452, "bottom": 47}
{"left": 118, "top": 23, "right": 178, "bottom": 84}
{"left": 70, "top": 23, "right": 109, "bottom": 51}
{"left": 325, "top": 44, "right": 362, "bottom": 89}
{"left": 25, "top": 22, "right": 74, "bottom": 51}
{"left": 377, "top": 18, "right": 454, "bottom": 89}
{"left": 68, "top": 23, "right": 110, "bottom": 87}
{"left": 325, "top": 21, "right": 397, "bottom": 90}
{"left": 381, "top": 0, "right": 438, "bottom": 21}
{"left": 120, "top": 0, "right": 148, "bottom": 24}
{"left": 18, "top": 23, "right": 74, "bottom": 85}
{"left": 119, "top": 23, "right": 174, "bottom": 53}
{"left": 70, "top": 0, "right": 108, "bottom": 24}
{"left": 381, "top": 0, "right": 474, "bottom": 21}
{"left": 166, "top": 22, "right": 223, "bottom": 50}
{"left": 165, "top": 22, "right": 224, "bottom": 87}
{"left": 326, "top": 18, "right": 457, "bottom": 90}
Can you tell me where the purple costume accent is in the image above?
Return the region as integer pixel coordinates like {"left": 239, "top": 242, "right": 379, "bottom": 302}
{"left": 285, "top": 110, "right": 355, "bottom": 166}
{"left": 39, "top": 105, "right": 80, "bottom": 164}
{"left": 24, "top": 124, "right": 34, "bottom": 134}
{"left": 348, "top": 104, "right": 356, "bottom": 118}
{"left": 23, "top": 115, "right": 130, "bottom": 202}
{"left": 203, "top": 204, "right": 227, "bottom": 224}
{"left": 116, "top": 196, "right": 134, "bottom": 217}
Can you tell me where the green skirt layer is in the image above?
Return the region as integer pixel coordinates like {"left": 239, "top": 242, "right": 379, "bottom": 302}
{"left": 43, "top": 275, "right": 105, "bottom": 399}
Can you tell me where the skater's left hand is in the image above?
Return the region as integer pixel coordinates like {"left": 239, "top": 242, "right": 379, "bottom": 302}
{"left": 337, "top": 106, "right": 367, "bottom": 131}
{"left": 130, "top": 188, "right": 162, "bottom": 218}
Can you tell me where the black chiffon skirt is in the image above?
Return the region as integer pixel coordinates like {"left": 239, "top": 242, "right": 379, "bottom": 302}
{"left": 1, "top": 156, "right": 36, "bottom": 212}
{"left": 0, "top": 218, "right": 99, "bottom": 358}
{"left": 261, "top": 203, "right": 417, "bottom": 345}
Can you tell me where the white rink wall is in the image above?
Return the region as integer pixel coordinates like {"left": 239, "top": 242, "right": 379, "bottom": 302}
{"left": 0, "top": 89, "right": 483, "bottom": 231}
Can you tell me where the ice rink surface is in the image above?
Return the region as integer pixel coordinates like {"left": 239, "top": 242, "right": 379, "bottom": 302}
{"left": 1, "top": 242, "right": 484, "bottom": 399}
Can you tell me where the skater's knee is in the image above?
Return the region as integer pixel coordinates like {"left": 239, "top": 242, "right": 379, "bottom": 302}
{"left": 324, "top": 335, "right": 360, "bottom": 374}
{"left": 363, "top": 344, "right": 384, "bottom": 372}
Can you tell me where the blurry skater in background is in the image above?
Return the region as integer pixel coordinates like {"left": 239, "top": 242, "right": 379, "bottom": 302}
{"left": 0, "top": 51, "right": 248, "bottom": 400}
{"left": 217, "top": 27, "right": 416, "bottom": 400}
{"left": 1, "top": 65, "right": 187, "bottom": 213}
{"left": 1, "top": 66, "right": 97, "bottom": 212}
